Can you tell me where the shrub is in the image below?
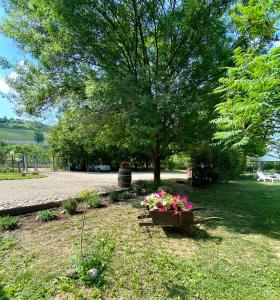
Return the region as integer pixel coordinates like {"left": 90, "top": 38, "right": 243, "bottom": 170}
{"left": 36, "top": 210, "right": 56, "bottom": 222}
{"left": 79, "top": 190, "right": 102, "bottom": 208}
{"left": 31, "top": 171, "right": 39, "bottom": 175}
{"left": 0, "top": 168, "right": 14, "bottom": 173}
{"left": 0, "top": 215, "right": 20, "bottom": 230}
{"left": 21, "top": 172, "right": 26, "bottom": 177}
{"left": 121, "top": 191, "right": 132, "bottom": 200}
{"left": 131, "top": 180, "right": 146, "bottom": 195}
{"left": 62, "top": 198, "right": 77, "bottom": 214}
{"left": 191, "top": 144, "right": 246, "bottom": 187}
{"left": 109, "top": 191, "right": 119, "bottom": 202}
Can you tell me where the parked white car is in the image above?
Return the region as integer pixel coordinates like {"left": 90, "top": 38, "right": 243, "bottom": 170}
{"left": 90, "top": 164, "right": 111, "bottom": 172}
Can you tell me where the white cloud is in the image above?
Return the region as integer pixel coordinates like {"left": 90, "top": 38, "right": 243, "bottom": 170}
{"left": 0, "top": 60, "right": 27, "bottom": 94}
{"left": 0, "top": 79, "right": 11, "bottom": 94}
{"left": 9, "top": 71, "right": 18, "bottom": 80}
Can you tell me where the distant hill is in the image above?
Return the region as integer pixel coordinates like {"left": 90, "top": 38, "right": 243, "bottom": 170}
{"left": 0, "top": 117, "right": 49, "bottom": 144}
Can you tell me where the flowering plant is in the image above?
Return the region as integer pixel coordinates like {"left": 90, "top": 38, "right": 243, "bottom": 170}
{"left": 141, "top": 191, "right": 192, "bottom": 215}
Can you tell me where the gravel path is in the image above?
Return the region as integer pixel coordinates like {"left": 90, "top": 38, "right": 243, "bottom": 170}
{"left": 0, "top": 170, "right": 187, "bottom": 210}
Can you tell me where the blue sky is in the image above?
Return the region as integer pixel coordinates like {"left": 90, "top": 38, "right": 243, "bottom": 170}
{"left": 0, "top": 5, "right": 57, "bottom": 125}
{"left": 0, "top": 5, "right": 27, "bottom": 119}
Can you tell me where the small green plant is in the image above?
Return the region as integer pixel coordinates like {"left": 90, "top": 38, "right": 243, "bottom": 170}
{"left": 31, "top": 171, "right": 39, "bottom": 175}
{"left": 121, "top": 191, "right": 132, "bottom": 200}
{"left": 0, "top": 235, "right": 16, "bottom": 252}
{"left": 109, "top": 191, "right": 119, "bottom": 202}
{"left": 79, "top": 190, "right": 102, "bottom": 208}
{"left": 131, "top": 180, "right": 145, "bottom": 195}
{"left": 70, "top": 234, "right": 116, "bottom": 284}
{"left": 0, "top": 215, "right": 20, "bottom": 230}
{"left": 21, "top": 172, "right": 26, "bottom": 177}
{"left": 62, "top": 198, "right": 77, "bottom": 214}
{"left": 36, "top": 210, "right": 56, "bottom": 222}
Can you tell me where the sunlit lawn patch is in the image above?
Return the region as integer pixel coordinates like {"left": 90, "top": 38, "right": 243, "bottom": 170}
{"left": 0, "top": 172, "right": 46, "bottom": 180}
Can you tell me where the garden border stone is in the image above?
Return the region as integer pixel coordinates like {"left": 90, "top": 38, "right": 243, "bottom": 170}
{"left": 0, "top": 188, "right": 128, "bottom": 216}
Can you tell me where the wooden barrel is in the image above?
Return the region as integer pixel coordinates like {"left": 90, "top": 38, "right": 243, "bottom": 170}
{"left": 118, "top": 168, "right": 132, "bottom": 188}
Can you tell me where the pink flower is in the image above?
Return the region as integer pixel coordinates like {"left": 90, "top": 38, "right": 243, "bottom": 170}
{"left": 180, "top": 196, "right": 188, "bottom": 201}
{"left": 172, "top": 210, "right": 180, "bottom": 216}
{"left": 157, "top": 201, "right": 163, "bottom": 208}
{"left": 184, "top": 203, "right": 192, "bottom": 211}
{"left": 172, "top": 203, "right": 178, "bottom": 209}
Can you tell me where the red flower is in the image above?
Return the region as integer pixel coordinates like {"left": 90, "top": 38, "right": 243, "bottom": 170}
{"left": 157, "top": 201, "right": 163, "bottom": 208}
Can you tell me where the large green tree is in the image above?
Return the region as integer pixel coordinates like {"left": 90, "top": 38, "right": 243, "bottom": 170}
{"left": 213, "top": 0, "right": 280, "bottom": 153}
{"left": 2, "top": 0, "right": 233, "bottom": 181}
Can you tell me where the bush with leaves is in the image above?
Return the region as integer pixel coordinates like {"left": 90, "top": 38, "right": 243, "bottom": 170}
{"left": 121, "top": 191, "right": 132, "bottom": 200}
{"left": 62, "top": 198, "right": 77, "bottom": 214}
{"left": 131, "top": 180, "right": 147, "bottom": 195}
{"left": 109, "top": 191, "right": 119, "bottom": 202}
{"left": 79, "top": 190, "right": 102, "bottom": 208}
{"left": 0, "top": 215, "right": 20, "bottom": 230}
{"left": 36, "top": 210, "right": 56, "bottom": 222}
{"left": 191, "top": 144, "right": 246, "bottom": 186}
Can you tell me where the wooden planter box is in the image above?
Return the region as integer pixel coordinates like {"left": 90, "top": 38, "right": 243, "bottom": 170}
{"left": 138, "top": 208, "right": 222, "bottom": 236}
{"left": 149, "top": 210, "right": 194, "bottom": 226}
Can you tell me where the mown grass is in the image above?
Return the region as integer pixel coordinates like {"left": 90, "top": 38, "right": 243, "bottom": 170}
{"left": 0, "top": 173, "right": 46, "bottom": 181}
{"left": 0, "top": 128, "right": 38, "bottom": 142}
{"left": 0, "top": 179, "right": 279, "bottom": 299}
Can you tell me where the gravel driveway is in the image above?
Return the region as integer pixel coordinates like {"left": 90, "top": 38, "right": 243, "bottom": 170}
{"left": 0, "top": 170, "right": 187, "bottom": 210}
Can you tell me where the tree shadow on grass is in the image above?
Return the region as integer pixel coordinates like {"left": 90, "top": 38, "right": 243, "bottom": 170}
{"left": 188, "top": 180, "right": 280, "bottom": 240}
{"left": 163, "top": 227, "right": 223, "bottom": 244}
{"left": 0, "top": 284, "right": 8, "bottom": 300}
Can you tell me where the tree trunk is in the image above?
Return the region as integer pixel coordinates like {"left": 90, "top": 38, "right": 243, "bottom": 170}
{"left": 11, "top": 154, "right": 14, "bottom": 172}
{"left": 153, "top": 136, "right": 161, "bottom": 183}
{"left": 52, "top": 155, "right": 55, "bottom": 172}
{"left": 68, "top": 156, "right": 71, "bottom": 171}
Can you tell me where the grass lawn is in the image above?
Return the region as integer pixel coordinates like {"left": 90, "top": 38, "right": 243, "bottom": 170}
{"left": 0, "top": 179, "right": 279, "bottom": 299}
{"left": 0, "top": 128, "right": 37, "bottom": 142}
{"left": 0, "top": 172, "right": 46, "bottom": 181}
